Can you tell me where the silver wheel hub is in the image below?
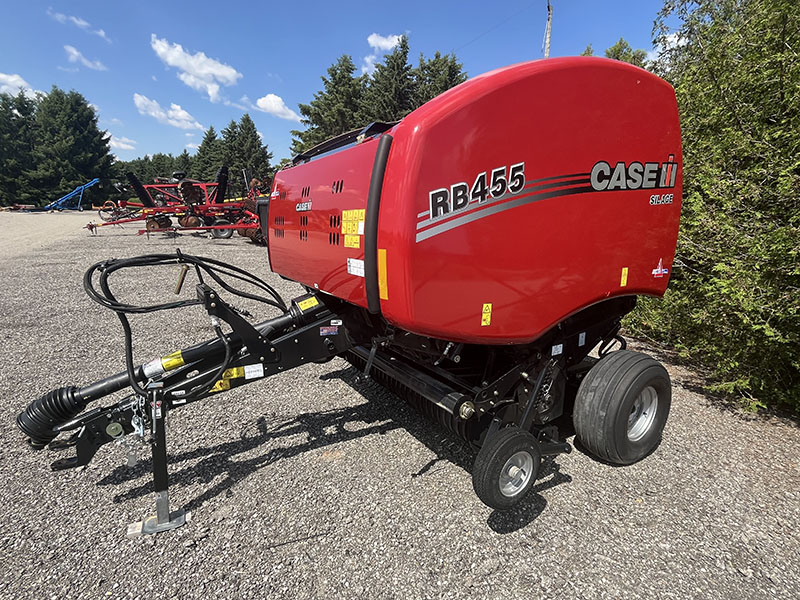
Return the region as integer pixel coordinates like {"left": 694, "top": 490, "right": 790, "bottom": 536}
{"left": 628, "top": 386, "right": 659, "bottom": 442}
{"left": 499, "top": 451, "right": 534, "bottom": 497}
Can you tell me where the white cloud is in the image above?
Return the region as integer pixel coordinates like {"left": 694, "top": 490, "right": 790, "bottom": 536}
{"left": 647, "top": 32, "right": 687, "bottom": 63}
{"left": 47, "top": 8, "right": 110, "bottom": 43}
{"left": 186, "top": 142, "right": 200, "bottom": 150}
{"left": 64, "top": 45, "right": 108, "bottom": 71}
{"left": 257, "top": 130, "right": 264, "bottom": 140}
{"left": 109, "top": 135, "right": 136, "bottom": 151}
{"left": 133, "top": 93, "right": 204, "bottom": 130}
{"left": 367, "top": 33, "right": 402, "bottom": 51}
{"left": 185, "top": 132, "right": 194, "bottom": 137}
{"left": 253, "top": 93, "right": 301, "bottom": 122}
{"left": 362, "top": 33, "right": 401, "bottom": 74}
{"left": 150, "top": 34, "right": 241, "bottom": 102}
{"left": 0, "top": 72, "right": 41, "bottom": 97}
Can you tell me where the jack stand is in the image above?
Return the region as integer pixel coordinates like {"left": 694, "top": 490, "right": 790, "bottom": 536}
{"left": 127, "top": 386, "right": 188, "bottom": 538}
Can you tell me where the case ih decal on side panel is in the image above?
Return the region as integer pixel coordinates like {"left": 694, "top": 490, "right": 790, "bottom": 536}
{"left": 416, "top": 155, "right": 679, "bottom": 243}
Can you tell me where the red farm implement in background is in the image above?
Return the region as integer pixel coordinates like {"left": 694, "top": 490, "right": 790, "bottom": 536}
{"left": 86, "top": 167, "right": 264, "bottom": 243}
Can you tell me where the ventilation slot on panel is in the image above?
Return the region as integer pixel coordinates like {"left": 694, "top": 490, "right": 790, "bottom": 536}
{"left": 300, "top": 186, "right": 311, "bottom": 198}
{"left": 299, "top": 215, "right": 309, "bottom": 242}
{"left": 273, "top": 228, "right": 285, "bottom": 239}
{"left": 328, "top": 232, "right": 341, "bottom": 246}
{"left": 331, "top": 180, "right": 344, "bottom": 194}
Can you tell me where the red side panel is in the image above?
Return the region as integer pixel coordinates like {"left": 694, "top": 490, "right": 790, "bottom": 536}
{"left": 270, "top": 57, "right": 682, "bottom": 345}
{"left": 268, "top": 138, "right": 378, "bottom": 308}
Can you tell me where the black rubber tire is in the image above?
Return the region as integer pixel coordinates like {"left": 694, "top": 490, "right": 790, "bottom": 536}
{"left": 211, "top": 218, "right": 233, "bottom": 239}
{"left": 472, "top": 426, "right": 541, "bottom": 510}
{"left": 573, "top": 350, "right": 671, "bottom": 465}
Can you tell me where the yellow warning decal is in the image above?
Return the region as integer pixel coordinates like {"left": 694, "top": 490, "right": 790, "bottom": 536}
{"left": 620, "top": 267, "right": 629, "bottom": 287}
{"left": 481, "top": 303, "right": 492, "bottom": 326}
{"left": 221, "top": 366, "right": 244, "bottom": 379}
{"left": 297, "top": 296, "right": 320, "bottom": 311}
{"left": 210, "top": 378, "right": 231, "bottom": 393}
{"left": 378, "top": 248, "right": 388, "bottom": 300}
{"left": 344, "top": 235, "right": 361, "bottom": 248}
{"left": 342, "top": 209, "right": 365, "bottom": 221}
{"left": 161, "top": 350, "right": 185, "bottom": 371}
{"left": 341, "top": 221, "right": 359, "bottom": 235}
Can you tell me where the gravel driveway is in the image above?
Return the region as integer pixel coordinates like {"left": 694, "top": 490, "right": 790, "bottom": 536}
{"left": 0, "top": 213, "right": 798, "bottom": 599}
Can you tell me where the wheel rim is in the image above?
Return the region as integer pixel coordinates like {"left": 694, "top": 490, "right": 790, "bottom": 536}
{"left": 499, "top": 451, "right": 534, "bottom": 497}
{"left": 628, "top": 386, "right": 659, "bottom": 441}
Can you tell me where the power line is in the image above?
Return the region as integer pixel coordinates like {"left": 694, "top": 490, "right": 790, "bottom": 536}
{"left": 451, "top": 2, "right": 534, "bottom": 54}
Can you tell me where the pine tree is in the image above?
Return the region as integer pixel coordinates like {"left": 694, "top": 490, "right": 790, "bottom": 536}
{"left": 414, "top": 51, "right": 468, "bottom": 106}
{"left": 193, "top": 126, "right": 224, "bottom": 181}
{"left": 220, "top": 115, "right": 272, "bottom": 195}
{"left": 359, "top": 36, "right": 416, "bottom": 123}
{"left": 220, "top": 119, "right": 240, "bottom": 180}
{"left": 236, "top": 114, "right": 272, "bottom": 181}
{"left": 0, "top": 92, "right": 37, "bottom": 206}
{"left": 149, "top": 153, "right": 175, "bottom": 179}
{"left": 290, "top": 55, "right": 366, "bottom": 155}
{"left": 25, "top": 86, "right": 112, "bottom": 206}
{"left": 580, "top": 44, "right": 594, "bottom": 56}
{"left": 175, "top": 149, "right": 193, "bottom": 178}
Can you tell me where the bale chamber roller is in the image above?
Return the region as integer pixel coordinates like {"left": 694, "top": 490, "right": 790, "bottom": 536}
{"left": 18, "top": 57, "right": 682, "bottom": 533}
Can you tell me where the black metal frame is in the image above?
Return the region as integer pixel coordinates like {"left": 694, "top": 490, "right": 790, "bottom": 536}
{"left": 19, "top": 272, "right": 637, "bottom": 533}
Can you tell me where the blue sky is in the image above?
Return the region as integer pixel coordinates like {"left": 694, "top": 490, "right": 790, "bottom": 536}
{"left": 1, "top": 1, "right": 670, "bottom": 165}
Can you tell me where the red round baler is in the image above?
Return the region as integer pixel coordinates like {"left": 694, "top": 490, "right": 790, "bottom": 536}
{"left": 18, "top": 58, "right": 682, "bottom": 529}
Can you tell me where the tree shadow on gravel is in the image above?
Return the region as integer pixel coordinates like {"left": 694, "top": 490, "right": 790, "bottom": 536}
{"left": 95, "top": 364, "right": 572, "bottom": 525}
{"left": 328, "top": 365, "right": 573, "bottom": 530}
{"left": 97, "top": 399, "right": 404, "bottom": 511}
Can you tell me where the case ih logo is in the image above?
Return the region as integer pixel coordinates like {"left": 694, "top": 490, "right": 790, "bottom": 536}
{"left": 590, "top": 155, "right": 678, "bottom": 191}
{"left": 416, "top": 155, "right": 679, "bottom": 244}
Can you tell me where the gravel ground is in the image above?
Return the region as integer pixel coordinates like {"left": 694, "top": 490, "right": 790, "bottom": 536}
{"left": 0, "top": 214, "right": 798, "bottom": 600}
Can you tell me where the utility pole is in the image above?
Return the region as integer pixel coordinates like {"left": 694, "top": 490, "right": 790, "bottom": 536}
{"left": 543, "top": 1, "right": 553, "bottom": 58}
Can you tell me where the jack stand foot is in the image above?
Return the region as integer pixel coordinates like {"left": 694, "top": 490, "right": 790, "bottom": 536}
{"left": 127, "top": 509, "right": 189, "bottom": 538}
{"left": 126, "top": 490, "right": 190, "bottom": 538}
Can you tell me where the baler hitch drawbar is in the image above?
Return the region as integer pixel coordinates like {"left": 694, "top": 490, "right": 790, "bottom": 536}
{"left": 17, "top": 252, "right": 353, "bottom": 536}
{"left": 17, "top": 252, "right": 635, "bottom": 536}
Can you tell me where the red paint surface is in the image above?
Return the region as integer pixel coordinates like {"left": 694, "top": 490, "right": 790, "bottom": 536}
{"left": 269, "top": 57, "right": 682, "bottom": 344}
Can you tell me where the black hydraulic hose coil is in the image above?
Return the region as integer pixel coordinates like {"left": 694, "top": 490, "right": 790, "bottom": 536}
{"left": 16, "top": 386, "right": 85, "bottom": 450}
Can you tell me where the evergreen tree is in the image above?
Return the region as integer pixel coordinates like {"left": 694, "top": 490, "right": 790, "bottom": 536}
{"left": 220, "top": 115, "right": 272, "bottom": 195}
{"left": 359, "top": 35, "right": 416, "bottom": 123}
{"left": 414, "top": 51, "right": 468, "bottom": 106}
{"left": 25, "top": 86, "right": 112, "bottom": 206}
{"left": 220, "top": 119, "right": 240, "bottom": 179}
{"left": 193, "top": 126, "right": 224, "bottom": 181}
{"left": 236, "top": 114, "right": 272, "bottom": 181}
{"left": 175, "top": 149, "right": 193, "bottom": 177}
{"left": 604, "top": 37, "right": 648, "bottom": 68}
{"left": 0, "top": 92, "right": 37, "bottom": 206}
{"left": 580, "top": 44, "right": 594, "bottom": 56}
{"left": 149, "top": 153, "right": 176, "bottom": 179}
{"left": 290, "top": 55, "right": 366, "bottom": 155}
